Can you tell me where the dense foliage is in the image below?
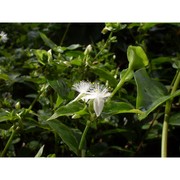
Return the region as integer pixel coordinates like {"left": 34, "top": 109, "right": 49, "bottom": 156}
{"left": 0, "top": 23, "right": 179, "bottom": 157}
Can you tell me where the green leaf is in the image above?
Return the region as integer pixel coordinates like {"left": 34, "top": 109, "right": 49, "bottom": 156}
{"left": 0, "top": 110, "right": 11, "bottom": 122}
{"left": 91, "top": 67, "right": 118, "bottom": 87}
{"left": 102, "top": 23, "right": 127, "bottom": 34}
{"left": 35, "top": 145, "right": 45, "bottom": 157}
{"left": 47, "top": 120, "right": 80, "bottom": 155}
{"left": 100, "top": 128, "right": 129, "bottom": 135}
{"left": 70, "top": 58, "right": 83, "bottom": 66}
{"left": 48, "top": 78, "right": 69, "bottom": 98}
{"left": 151, "top": 57, "right": 173, "bottom": 66}
{"left": 67, "top": 44, "right": 81, "bottom": 50}
{"left": 103, "top": 101, "right": 143, "bottom": 116}
{"left": 33, "top": 49, "right": 49, "bottom": 65}
{"left": 65, "top": 50, "right": 84, "bottom": 59}
{"left": 0, "top": 109, "right": 21, "bottom": 122}
{"left": 48, "top": 101, "right": 85, "bottom": 120}
{"left": 54, "top": 95, "right": 63, "bottom": 110}
{"left": 172, "top": 58, "right": 180, "bottom": 69}
{"left": 39, "top": 32, "right": 57, "bottom": 49}
{"left": 139, "top": 23, "right": 157, "bottom": 31}
{"left": 134, "top": 68, "right": 168, "bottom": 110}
{"left": 120, "top": 68, "right": 134, "bottom": 82}
{"left": 168, "top": 113, "right": 180, "bottom": 126}
{"left": 138, "top": 89, "right": 180, "bottom": 120}
{"left": 0, "top": 73, "right": 9, "bottom": 80}
{"left": 127, "top": 45, "right": 149, "bottom": 70}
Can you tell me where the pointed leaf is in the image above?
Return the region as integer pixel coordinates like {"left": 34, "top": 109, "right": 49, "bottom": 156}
{"left": 39, "top": 32, "right": 57, "bottom": 49}
{"left": 103, "top": 101, "right": 143, "bottom": 116}
{"left": 138, "top": 89, "right": 180, "bottom": 120}
{"left": 35, "top": 145, "right": 45, "bottom": 157}
{"left": 47, "top": 120, "right": 80, "bottom": 155}
{"left": 134, "top": 68, "right": 168, "bottom": 109}
{"left": 48, "top": 101, "right": 84, "bottom": 120}
{"left": 67, "top": 44, "right": 81, "bottom": 50}
{"left": 48, "top": 78, "right": 69, "bottom": 98}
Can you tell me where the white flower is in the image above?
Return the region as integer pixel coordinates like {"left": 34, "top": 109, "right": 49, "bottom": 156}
{"left": 71, "top": 81, "right": 92, "bottom": 103}
{"left": 84, "top": 44, "right": 92, "bottom": 55}
{"left": 82, "top": 83, "right": 111, "bottom": 117}
{"left": 72, "top": 81, "right": 111, "bottom": 117}
{"left": 72, "top": 81, "right": 92, "bottom": 94}
{"left": 0, "top": 31, "right": 8, "bottom": 43}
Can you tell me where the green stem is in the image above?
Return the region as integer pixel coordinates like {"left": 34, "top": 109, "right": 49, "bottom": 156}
{"left": 78, "top": 120, "right": 91, "bottom": 157}
{"left": 27, "top": 92, "right": 41, "bottom": 112}
{"left": 161, "top": 70, "right": 180, "bottom": 157}
{"left": 60, "top": 23, "right": 70, "bottom": 46}
{"left": 1, "top": 128, "right": 16, "bottom": 157}
{"left": 108, "top": 68, "right": 131, "bottom": 101}
{"left": 94, "top": 32, "right": 113, "bottom": 60}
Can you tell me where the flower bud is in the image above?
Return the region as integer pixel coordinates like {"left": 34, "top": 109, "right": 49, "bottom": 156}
{"left": 15, "top": 102, "right": 21, "bottom": 109}
{"left": 84, "top": 45, "right": 92, "bottom": 55}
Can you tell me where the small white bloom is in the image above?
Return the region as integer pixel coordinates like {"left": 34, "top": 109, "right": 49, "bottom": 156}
{"left": 71, "top": 81, "right": 92, "bottom": 103}
{"left": 82, "top": 83, "right": 111, "bottom": 117}
{"left": 72, "top": 81, "right": 92, "bottom": 94}
{"left": 72, "top": 81, "right": 111, "bottom": 117}
{"left": 84, "top": 44, "right": 92, "bottom": 55}
{"left": 0, "top": 31, "right": 8, "bottom": 43}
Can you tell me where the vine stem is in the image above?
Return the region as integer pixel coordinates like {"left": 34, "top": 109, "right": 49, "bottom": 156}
{"left": 94, "top": 32, "right": 113, "bottom": 60}
{"left": 161, "top": 70, "right": 180, "bottom": 157}
{"left": 108, "top": 68, "right": 131, "bottom": 101}
{"left": 78, "top": 120, "right": 91, "bottom": 157}
{"left": 60, "top": 23, "right": 70, "bottom": 46}
{"left": 1, "top": 127, "right": 16, "bottom": 157}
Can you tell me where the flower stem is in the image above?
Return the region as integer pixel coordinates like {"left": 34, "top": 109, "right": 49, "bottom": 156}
{"left": 60, "top": 23, "right": 70, "bottom": 46}
{"left": 78, "top": 120, "right": 91, "bottom": 157}
{"left": 161, "top": 70, "right": 180, "bottom": 157}
{"left": 108, "top": 68, "right": 131, "bottom": 101}
{"left": 94, "top": 32, "right": 113, "bottom": 60}
{"left": 1, "top": 127, "right": 16, "bottom": 157}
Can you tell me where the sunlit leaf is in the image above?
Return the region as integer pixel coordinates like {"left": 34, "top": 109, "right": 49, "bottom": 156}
{"left": 127, "top": 45, "right": 149, "bottom": 70}
{"left": 67, "top": 44, "right": 81, "bottom": 50}
{"left": 33, "top": 49, "right": 49, "bottom": 65}
{"left": 103, "top": 101, "right": 143, "bottom": 116}
{"left": 47, "top": 101, "right": 85, "bottom": 120}
{"left": 35, "top": 145, "right": 45, "bottom": 157}
{"left": 120, "top": 68, "right": 134, "bottom": 82}
{"left": 0, "top": 73, "right": 9, "bottom": 80}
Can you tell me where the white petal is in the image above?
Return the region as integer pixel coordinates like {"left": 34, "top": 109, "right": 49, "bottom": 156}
{"left": 72, "top": 81, "right": 92, "bottom": 93}
{"left": 69, "top": 93, "right": 85, "bottom": 104}
{"left": 93, "top": 97, "right": 104, "bottom": 117}
{"left": 81, "top": 94, "right": 97, "bottom": 102}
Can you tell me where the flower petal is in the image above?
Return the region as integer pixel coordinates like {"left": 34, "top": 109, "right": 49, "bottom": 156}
{"left": 93, "top": 97, "right": 104, "bottom": 117}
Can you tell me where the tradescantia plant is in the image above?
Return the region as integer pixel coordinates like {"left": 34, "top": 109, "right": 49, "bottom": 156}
{"left": 0, "top": 23, "right": 179, "bottom": 157}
